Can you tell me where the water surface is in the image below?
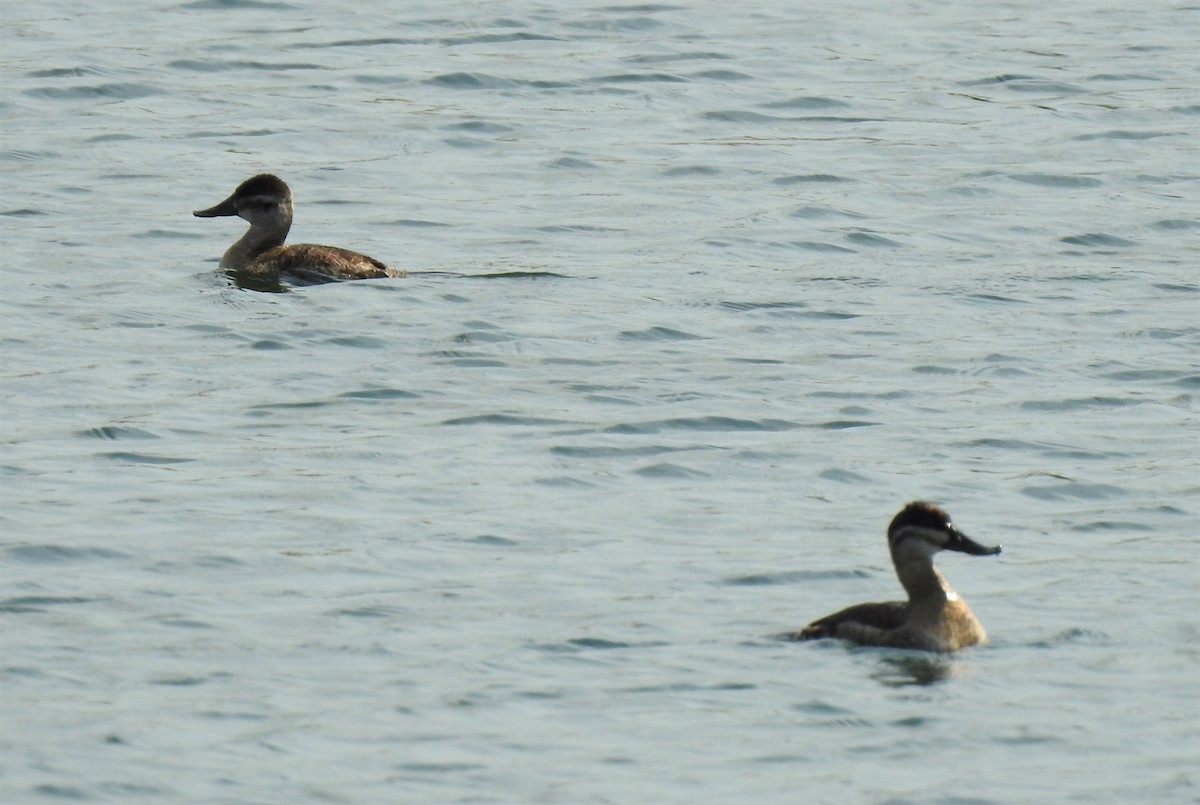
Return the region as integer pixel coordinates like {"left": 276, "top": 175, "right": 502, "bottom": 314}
{"left": 2, "top": 1, "right": 1198, "bottom": 802}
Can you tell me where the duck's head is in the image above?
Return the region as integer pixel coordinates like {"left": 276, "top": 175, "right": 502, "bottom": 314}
{"left": 194, "top": 173, "right": 293, "bottom": 227}
{"left": 887, "top": 501, "right": 1001, "bottom": 563}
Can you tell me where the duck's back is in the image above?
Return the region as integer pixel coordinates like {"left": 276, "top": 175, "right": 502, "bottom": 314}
{"left": 250, "top": 243, "right": 407, "bottom": 282}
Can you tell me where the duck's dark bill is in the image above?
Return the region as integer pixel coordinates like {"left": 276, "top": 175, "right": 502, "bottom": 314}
{"left": 945, "top": 527, "right": 1002, "bottom": 556}
{"left": 193, "top": 196, "right": 238, "bottom": 218}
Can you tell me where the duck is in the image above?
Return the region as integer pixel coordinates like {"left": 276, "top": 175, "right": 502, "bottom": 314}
{"left": 194, "top": 174, "right": 406, "bottom": 284}
{"left": 787, "top": 501, "right": 1001, "bottom": 652}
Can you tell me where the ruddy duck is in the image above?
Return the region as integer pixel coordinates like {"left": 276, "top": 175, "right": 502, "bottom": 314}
{"left": 788, "top": 501, "right": 1001, "bottom": 652}
{"left": 194, "top": 174, "right": 406, "bottom": 283}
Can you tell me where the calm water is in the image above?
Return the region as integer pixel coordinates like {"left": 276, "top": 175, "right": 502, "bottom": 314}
{"left": 2, "top": 1, "right": 1198, "bottom": 802}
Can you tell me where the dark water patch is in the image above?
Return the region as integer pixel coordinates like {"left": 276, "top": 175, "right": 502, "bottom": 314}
{"left": 440, "top": 120, "right": 514, "bottom": 134}
{"left": 1059, "top": 233, "right": 1136, "bottom": 247}
{"left": 383, "top": 218, "right": 452, "bottom": 228}
{"left": 1087, "top": 73, "right": 1158, "bottom": 82}
{"left": 183, "top": 0, "right": 295, "bottom": 9}
{"left": 540, "top": 637, "right": 629, "bottom": 651}
{"left": 25, "top": 83, "right": 163, "bottom": 100}
{"left": 1069, "top": 520, "right": 1147, "bottom": 532}
{"left": 1029, "top": 627, "right": 1108, "bottom": 648}
{"left": 1, "top": 207, "right": 50, "bottom": 217}
{"left": 663, "top": 165, "right": 719, "bottom": 176}
{"left": 537, "top": 224, "right": 622, "bottom": 233}
{"left": 606, "top": 416, "right": 796, "bottom": 434}
{"left": 135, "top": 228, "right": 202, "bottom": 240}
{"left": 791, "top": 205, "right": 864, "bottom": 220}
{"left": 961, "top": 437, "right": 1047, "bottom": 450}
{"left": 912, "top": 365, "right": 958, "bottom": 375}
{"left": 1174, "top": 375, "right": 1200, "bottom": 389}
{"left": 1020, "top": 481, "right": 1128, "bottom": 501}
{"left": 845, "top": 231, "right": 902, "bottom": 248}
{"left": 250, "top": 339, "right": 291, "bottom": 350}
{"left": 619, "top": 326, "right": 703, "bottom": 341}
{"left": 191, "top": 555, "right": 244, "bottom": 569}
{"left": 0, "top": 596, "right": 99, "bottom": 613}
{"left": 1073, "top": 130, "right": 1169, "bottom": 141}
{"left": 320, "top": 335, "right": 390, "bottom": 348}
{"left": 394, "top": 762, "right": 486, "bottom": 773}
{"left": 27, "top": 67, "right": 107, "bottom": 78}
{"left": 440, "top": 358, "right": 508, "bottom": 367}
{"left": 791, "top": 309, "right": 859, "bottom": 320}
{"left": 77, "top": 425, "right": 159, "bottom": 441}
{"left": 2, "top": 149, "right": 61, "bottom": 162}
{"left": 872, "top": 655, "right": 957, "bottom": 687}
{"left": 296, "top": 37, "right": 422, "bottom": 49}
{"left": 1172, "top": 104, "right": 1200, "bottom": 115}
{"left": 703, "top": 110, "right": 787, "bottom": 124}
{"left": 958, "top": 73, "right": 1037, "bottom": 86}
{"left": 453, "top": 329, "right": 514, "bottom": 344}
{"left": 339, "top": 388, "right": 420, "bottom": 400}
{"left": 627, "top": 51, "right": 732, "bottom": 64}
{"left": 551, "top": 444, "right": 691, "bottom": 458}
{"left": 1150, "top": 219, "right": 1200, "bottom": 231}
{"left": 1099, "top": 369, "right": 1182, "bottom": 382}
{"left": 441, "top": 413, "right": 571, "bottom": 426}
{"left": 790, "top": 241, "right": 856, "bottom": 253}
{"left": 199, "top": 710, "right": 267, "bottom": 721}
{"left": 549, "top": 156, "right": 599, "bottom": 171}
{"left": 468, "top": 534, "right": 520, "bottom": 547}
{"left": 98, "top": 451, "right": 193, "bottom": 465}
{"left": 96, "top": 782, "right": 169, "bottom": 797}
{"left": 334, "top": 606, "right": 404, "bottom": 618}
{"left": 5, "top": 545, "right": 128, "bottom": 563}
{"left": 727, "top": 357, "right": 785, "bottom": 365}
{"left": 0, "top": 595, "right": 98, "bottom": 614}
{"left": 1002, "top": 79, "right": 1086, "bottom": 94}
{"left": 443, "top": 136, "right": 492, "bottom": 149}
{"left": 248, "top": 401, "right": 330, "bottom": 412}
{"left": 441, "top": 32, "right": 560, "bottom": 46}
{"left": 425, "top": 72, "right": 524, "bottom": 89}
{"left": 624, "top": 681, "right": 754, "bottom": 694}
{"left": 773, "top": 174, "right": 852, "bottom": 185}
{"left": 589, "top": 72, "right": 687, "bottom": 84}
{"left": 722, "top": 569, "right": 869, "bottom": 586}
{"left": 1007, "top": 174, "right": 1103, "bottom": 188}
{"left": 791, "top": 700, "right": 855, "bottom": 716}
{"left": 818, "top": 468, "right": 872, "bottom": 484}
{"left": 809, "top": 390, "right": 911, "bottom": 401}
{"left": 719, "top": 300, "right": 807, "bottom": 313}
{"left": 150, "top": 675, "right": 209, "bottom": 686}
{"left": 813, "top": 419, "right": 877, "bottom": 429}
{"left": 762, "top": 95, "right": 850, "bottom": 110}
{"left": 633, "top": 462, "right": 708, "bottom": 479}
{"left": 534, "top": 475, "right": 597, "bottom": 488}
{"left": 967, "top": 292, "right": 1027, "bottom": 304}
{"left": 689, "top": 70, "right": 752, "bottom": 81}
{"left": 704, "top": 110, "right": 877, "bottom": 124}
{"left": 168, "top": 59, "right": 320, "bottom": 72}
{"left": 1020, "top": 396, "right": 1140, "bottom": 411}
{"left": 159, "top": 618, "right": 214, "bottom": 629}
{"left": 567, "top": 15, "right": 669, "bottom": 32}
{"left": 31, "top": 785, "right": 90, "bottom": 800}
{"left": 468, "top": 270, "right": 571, "bottom": 279}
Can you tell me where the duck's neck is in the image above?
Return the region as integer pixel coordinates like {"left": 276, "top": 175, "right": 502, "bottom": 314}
{"left": 895, "top": 559, "right": 954, "bottom": 604}
{"left": 220, "top": 221, "right": 290, "bottom": 270}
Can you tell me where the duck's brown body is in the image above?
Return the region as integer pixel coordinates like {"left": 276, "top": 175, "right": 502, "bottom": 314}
{"left": 787, "top": 502, "right": 1000, "bottom": 652}
{"left": 194, "top": 174, "right": 405, "bottom": 283}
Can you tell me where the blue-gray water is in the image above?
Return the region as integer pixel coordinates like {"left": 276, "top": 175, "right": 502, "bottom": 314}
{"left": 2, "top": 1, "right": 1198, "bottom": 802}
